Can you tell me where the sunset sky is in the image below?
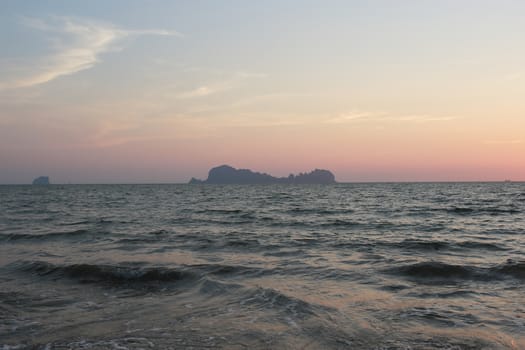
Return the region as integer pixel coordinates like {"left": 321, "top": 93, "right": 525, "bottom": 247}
{"left": 1, "top": 0, "right": 524, "bottom": 183}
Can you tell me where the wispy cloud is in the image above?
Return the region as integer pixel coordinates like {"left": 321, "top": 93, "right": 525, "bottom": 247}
{"left": 0, "top": 16, "right": 182, "bottom": 89}
{"left": 227, "top": 93, "right": 314, "bottom": 108}
{"left": 326, "top": 111, "right": 381, "bottom": 123}
{"left": 387, "top": 115, "right": 456, "bottom": 122}
{"left": 216, "top": 114, "right": 308, "bottom": 128}
{"left": 176, "top": 86, "right": 219, "bottom": 99}
{"left": 326, "top": 111, "right": 456, "bottom": 124}
{"left": 174, "top": 71, "right": 266, "bottom": 99}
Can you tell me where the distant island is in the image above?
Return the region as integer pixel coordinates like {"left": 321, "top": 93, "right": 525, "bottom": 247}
{"left": 32, "top": 176, "right": 50, "bottom": 185}
{"left": 189, "top": 165, "right": 336, "bottom": 184}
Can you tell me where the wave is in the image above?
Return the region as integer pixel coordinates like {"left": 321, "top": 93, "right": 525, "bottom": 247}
{"left": 394, "top": 240, "right": 451, "bottom": 251}
{"left": 114, "top": 229, "right": 172, "bottom": 244}
{"left": 409, "top": 290, "right": 477, "bottom": 298}
{"left": 259, "top": 218, "right": 364, "bottom": 229}
{"left": 196, "top": 278, "right": 243, "bottom": 296}
{"left": 170, "top": 217, "right": 255, "bottom": 226}
{"left": 193, "top": 208, "right": 246, "bottom": 215}
{"left": 14, "top": 260, "right": 370, "bottom": 291}
{"left": 223, "top": 238, "right": 260, "bottom": 247}
{"left": 447, "top": 207, "right": 475, "bottom": 215}
{"left": 332, "top": 239, "right": 507, "bottom": 253}
{"left": 388, "top": 260, "right": 525, "bottom": 282}
{"left": 59, "top": 220, "right": 91, "bottom": 226}
{"left": 13, "top": 261, "right": 331, "bottom": 318}
{"left": 392, "top": 261, "right": 475, "bottom": 279}
{"left": 456, "top": 241, "right": 506, "bottom": 250}
{"left": 446, "top": 206, "right": 521, "bottom": 216}
{"left": 239, "top": 286, "right": 334, "bottom": 318}
{"left": 491, "top": 260, "right": 525, "bottom": 279}
{"left": 287, "top": 208, "right": 353, "bottom": 215}
{"left": 197, "top": 263, "right": 267, "bottom": 277}
{"left": 17, "top": 261, "right": 198, "bottom": 285}
{"left": 188, "top": 208, "right": 258, "bottom": 221}
{"left": 15, "top": 260, "right": 273, "bottom": 286}
{"left": 1, "top": 229, "right": 91, "bottom": 242}
{"left": 320, "top": 219, "right": 363, "bottom": 227}
{"left": 389, "top": 239, "right": 507, "bottom": 252}
{"left": 405, "top": 205, "right": 522, "bottom": 216}
{"left": 399, "top": 306, "right": 480, "bottom": 327}
{"left": 264, "top": 249, "right": 306, "bottom": 257}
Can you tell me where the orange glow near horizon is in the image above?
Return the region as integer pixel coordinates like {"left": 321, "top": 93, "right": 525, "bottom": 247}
{"left": 1, "top": 3, "right": 524, "bottom": 183}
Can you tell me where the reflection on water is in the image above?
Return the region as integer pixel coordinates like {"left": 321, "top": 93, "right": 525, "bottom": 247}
{"left": 0, "top": 183, "right": 524, "bottom": 349}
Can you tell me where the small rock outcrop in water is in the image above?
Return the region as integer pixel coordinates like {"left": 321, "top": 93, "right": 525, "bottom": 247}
{"left": 32, "top": 176, "right": 50, "bottom": 185}
{"left": 189, "top": 165, "right": 336, "bottom": 184}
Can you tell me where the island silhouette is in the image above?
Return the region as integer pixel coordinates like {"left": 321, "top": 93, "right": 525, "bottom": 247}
{"left": 189, "top": 165, "right": 336, "bottom": 184}
{"left": 32, "top": 176, "right": 50, "bottom": 185}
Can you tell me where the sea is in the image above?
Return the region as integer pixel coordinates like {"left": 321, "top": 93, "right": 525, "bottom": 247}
{"left": 0, "top": 183, "right": 524, "bottom": 349}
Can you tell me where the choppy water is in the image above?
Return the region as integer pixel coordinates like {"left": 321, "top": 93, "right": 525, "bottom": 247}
{"left": 1, "top": 183, "right": 524, "bottom": 349}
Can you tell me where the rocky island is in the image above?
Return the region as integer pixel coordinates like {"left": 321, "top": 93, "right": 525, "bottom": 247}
{"left": 189, "top": 165, "right": 336, "bottom": 184}
{"left": 32, "top": 176, "right": 50, "bottom": 185}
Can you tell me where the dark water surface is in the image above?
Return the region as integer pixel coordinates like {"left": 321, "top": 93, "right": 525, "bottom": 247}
{"left": 1, "top": 183, "right": 524, "bottom": 349}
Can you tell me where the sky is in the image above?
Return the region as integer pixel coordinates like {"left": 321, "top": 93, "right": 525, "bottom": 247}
{"left": 0, "top": 0, "right": 524, "bottom": 183}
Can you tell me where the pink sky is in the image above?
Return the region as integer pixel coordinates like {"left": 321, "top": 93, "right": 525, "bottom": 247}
{"left": 1, "top": 3, "right": 524, "bottom": 183}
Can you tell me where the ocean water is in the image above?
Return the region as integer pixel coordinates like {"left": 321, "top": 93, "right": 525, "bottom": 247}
{"left": 0, "top": 183, "right": 524, "bottom": 349}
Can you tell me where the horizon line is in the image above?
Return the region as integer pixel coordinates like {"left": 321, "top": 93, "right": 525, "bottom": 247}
{"left": 1, "top": 180, "right": 524, "bottom": 186}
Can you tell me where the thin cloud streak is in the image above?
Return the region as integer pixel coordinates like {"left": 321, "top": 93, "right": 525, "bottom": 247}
{"left": 1, "top": 16, "right": 182, "bottom": 89}
{"left": 326, "top": 111, "right": 380, "bottom": 123}
{"left": 326, "top": 111, "right": 456, "bottom": 124}
{"left": 176, "top": 86, "right": 218, "bottom": 99}
{"left": 174, "top": 72, "right": 266, "bottom": 99}
{"left": 388, "top": 115, "right": 456, "bottom": 122}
